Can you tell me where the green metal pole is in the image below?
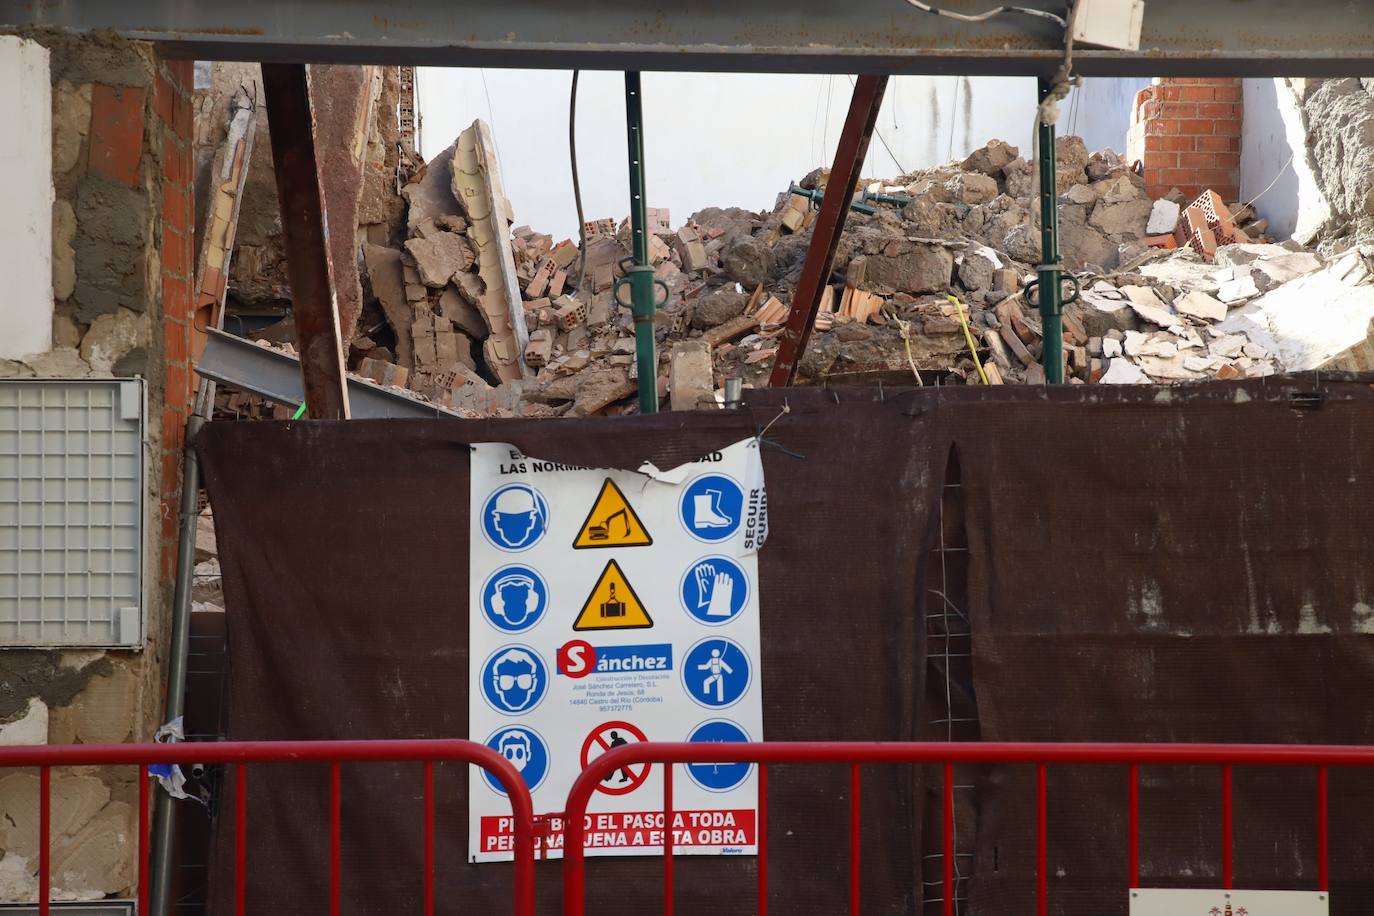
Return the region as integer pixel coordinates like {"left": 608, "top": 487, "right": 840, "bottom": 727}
{"left": 623, "top": 72, "right": 659, "bottom": 413}
{"left": 1036, "top": 80, "right": 1065, "bottom": 384}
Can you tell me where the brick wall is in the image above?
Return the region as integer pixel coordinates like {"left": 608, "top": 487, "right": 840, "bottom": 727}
{"left": 156, "top": 58, "right": 195, "bottom": 581}
{"left": 1127, "top": 78, "right": 1242, "bottom": 203}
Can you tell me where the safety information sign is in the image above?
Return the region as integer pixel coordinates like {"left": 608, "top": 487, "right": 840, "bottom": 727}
{"left": 1129, "top": 889, "right": 1328, "bottom": 915}
{"left": 469, "top": 438, "right": 767, "bottom": 862}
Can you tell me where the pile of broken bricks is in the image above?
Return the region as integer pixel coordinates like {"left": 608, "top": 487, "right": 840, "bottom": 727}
{"left": 218, "top": 132, "right": 1374, "bottom": 420}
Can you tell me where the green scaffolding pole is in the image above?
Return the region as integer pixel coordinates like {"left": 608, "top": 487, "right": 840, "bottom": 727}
{"left": 1036, "top": 79, "right": 1065, "bottom": 384}
{"left": 620, "top": 72, "right": 660, "bottom": 414}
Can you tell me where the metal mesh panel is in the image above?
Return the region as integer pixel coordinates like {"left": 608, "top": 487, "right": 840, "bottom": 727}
{"left": 0, "top": 380, "right": 144, "bottom": 647}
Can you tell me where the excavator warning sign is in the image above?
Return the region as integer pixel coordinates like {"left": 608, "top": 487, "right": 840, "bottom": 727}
{"left": 573, "top": 559, "right": 654, "bottom": 631}
{"left": 573, "top": 478, "right": 653, "bottom": 549}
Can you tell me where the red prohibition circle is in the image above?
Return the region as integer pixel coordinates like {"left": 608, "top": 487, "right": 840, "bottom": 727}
{"left": 580, "top": 720, "right": 650, "bottom": 795}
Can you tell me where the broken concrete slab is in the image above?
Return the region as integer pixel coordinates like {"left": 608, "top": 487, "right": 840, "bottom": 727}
{"left": 1217, "top": 253, "right": 1374, "bottom": 371}
{"left": 404, "top": 231, "right": 474, "bottom": 287}
{"left": 452, "top": 120, "right": 532, "bottom": 382}
{"left": 1173, "top": 290, "right": 1227, "bottom": 323}
{"left": 402, "top": 143, "right": 464, "bottom": 234}
{"left": 669, "top": 339, "right": 715, "bottom": 411}
{"left": 863, "top": 243, "right": 953, "bottom": 294}
{"left": 362, "top": 244, "right": 414, "bottom": 368}
{"left": 1100, "top": 358, "right": 1148, "bottom": 383}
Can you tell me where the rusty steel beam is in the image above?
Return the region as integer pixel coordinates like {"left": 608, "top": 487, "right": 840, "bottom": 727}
{"left": 769, "top": 74, "right": 888, "bottom": 388}
{"left": 261, "top": 63, "right": 350, "bottom": 420}
{"left": 5, "top": 1, "right": 1374, "bottom": 77}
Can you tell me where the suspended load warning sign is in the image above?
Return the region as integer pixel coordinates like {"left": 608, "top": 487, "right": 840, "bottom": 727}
{"left": 574, "top": 560, "right": 654, "bottom": 631}
{"left": 469, "top": 439, "right": 766, "bottom": 862}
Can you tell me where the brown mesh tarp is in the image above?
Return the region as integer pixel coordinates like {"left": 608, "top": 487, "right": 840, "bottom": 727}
{"left": 946, "top": 379, "right": 1374, "bottom": 915}
{"left": 197, "top": 378, "right": 1374, "bottom": 915}
{"left": 196, "top": 390, "right": 939, "bottom": 915}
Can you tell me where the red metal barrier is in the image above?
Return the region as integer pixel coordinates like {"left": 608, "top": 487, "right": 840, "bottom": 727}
{"left": 0, "top": 739, "right": 536, "bottom": 916}
{"left": 562, "top": 741, "right": 1374, "bottom": 916}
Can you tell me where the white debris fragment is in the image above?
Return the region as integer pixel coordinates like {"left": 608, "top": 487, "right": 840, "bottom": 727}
{"left": 1174, "top": 290, "right": 1227, "bottom": 322}
{"left": 1100, "top": 359, "right": 1148, "bottom": 384}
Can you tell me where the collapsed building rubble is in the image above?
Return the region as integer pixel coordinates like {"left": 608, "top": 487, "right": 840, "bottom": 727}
{"left": 219, "top": 129, "right": 1374, "bottom": 420}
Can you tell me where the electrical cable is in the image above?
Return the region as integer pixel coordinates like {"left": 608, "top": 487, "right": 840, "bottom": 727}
{"left": 845, "top": 75, "right": 910, "bottom": 175}
{"left": 948, "top": 295, "right": 990, "bottom": 385}
{"left": 902, "top": 0, "right": 1066, "bottom": 27}
{"left": 1238, "top": 152, "right": 1296, "bottom": 213}
{"left": 568, "top": 70, "right": 588, "bottom": 293}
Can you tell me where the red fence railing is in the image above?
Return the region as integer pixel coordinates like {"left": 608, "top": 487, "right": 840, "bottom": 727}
{"left": 0, "top": 739, "right": 536, "bottom": 916}
{"left": 562, "top": 741, "right": 1374, "bottom": 916}
{"left": 8, "top": 739, "right": 1368, "bottom": 916}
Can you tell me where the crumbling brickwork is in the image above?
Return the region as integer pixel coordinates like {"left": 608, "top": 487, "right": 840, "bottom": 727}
{"left": 158, "top": 58, "right": 196, "bottom": 581}
{"left": 1128, "top": 77, "right": 1243, "bottom": 202}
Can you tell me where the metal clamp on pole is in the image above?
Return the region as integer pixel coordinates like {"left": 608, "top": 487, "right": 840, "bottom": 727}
{"left": 1036, "top": 78, "right": 1065, "bottom": 385}
{"left": 621, "top": 71, "right": 659, "bottom": 414}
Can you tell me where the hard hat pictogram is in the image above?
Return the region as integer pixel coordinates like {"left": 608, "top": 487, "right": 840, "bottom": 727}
{"left": 573, "top": 478, "right": 653, "bottom": 549}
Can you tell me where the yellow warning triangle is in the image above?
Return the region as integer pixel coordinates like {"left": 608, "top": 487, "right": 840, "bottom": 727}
{"left": 572, "top": 478, "right": 653, "bottom": 549}
{"left": 573, "top": 559, "right": 654, "bottom": 631}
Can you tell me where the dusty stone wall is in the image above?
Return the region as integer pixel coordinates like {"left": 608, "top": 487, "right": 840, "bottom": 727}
{"left": 1286, "top": 78, "right": 1374, "bottom": 252}
{"left": 0, "top": 28, "right": 195, "bottom": 904}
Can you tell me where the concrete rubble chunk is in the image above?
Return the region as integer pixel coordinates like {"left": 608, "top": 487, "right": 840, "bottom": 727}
{"left": 1089, "top": 199, "right": 1153, "bottom": 238}
{"left": 1064, "top": 183, "right": 1097, "bottom": 206}
{"left": 1147, "top": 199, "right": 1182, "bottom": 235}
{"left": 404, "top": 231, "right": 475, "bottom": 287}
{"left": 402, "top": 143, "right": 464, "bottom": 233}
{"left": 1100, "top": 359, "right": 1148, "bottom": 383}
{"left": 863, "top": 243, "right": 954, "bottom": 294}
{"left": 961, "top": 139, "right": 1018, "bottom": 175}
{"left": 1218, "top": 273, "right": 1260, "bottom": 304}
{"left": 669, "top": 340, "right": 715, "bottom": 411}
{"left": 693, "top": 289, "right": 750, "bottom": 330}
{"left": 438, "top": 286, "right": 487, "bottom": 340}
{"left": 947, "top": 172, "right": 998, "bottom": 205}
{"left": 1254, "top": 251, "right": 1323, "bottom": 287}
{"left": 1217, "top": 257, "right": 1374, "bottom": 371}
{"left": 1174, "top": 290, "right": 1227, "bottom": 323}
{"left": 362, "top": 244, "right": 414, "bottom": 368}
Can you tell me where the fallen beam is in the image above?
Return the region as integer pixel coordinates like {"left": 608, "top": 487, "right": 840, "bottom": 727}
{"left": 261, "top": 62, "right": 351, "bottom": 420}
{"left": 196, "top": 329, "right": 465, "bottom": 420}
{"left": 770, "top": 74, "right": 887, "bottom": 387}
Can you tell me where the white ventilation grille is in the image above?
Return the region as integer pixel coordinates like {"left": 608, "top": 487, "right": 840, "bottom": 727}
{"left": 0, "top": 380, "right": 145, "bottom": 648}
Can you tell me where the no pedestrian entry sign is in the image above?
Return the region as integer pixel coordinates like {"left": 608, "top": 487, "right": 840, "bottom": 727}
{"left": 469, "top": 439, "right": 767, "bottom": 861}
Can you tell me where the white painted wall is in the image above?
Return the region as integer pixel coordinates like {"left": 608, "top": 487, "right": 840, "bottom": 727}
{"left": 0, "top": 37, "right": 53, "bottom": 359}
{"left": 1241, "top": 78, "right": 1331, "bottom": 243}
{"left": 1062, "top": 77, "right": 1152, "bottom": 158}
{"left": 417, "top": 69, "right": 1039, "bottom": 239}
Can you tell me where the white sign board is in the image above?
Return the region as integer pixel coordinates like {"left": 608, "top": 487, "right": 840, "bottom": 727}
{"left": 1130, "top": 889, "right": 1329, "bottom": 915}
{"left": 468, "top": 438, "right": 766, "bottom": 862}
